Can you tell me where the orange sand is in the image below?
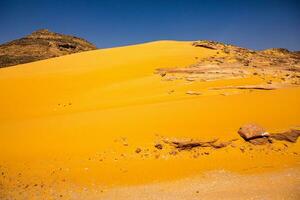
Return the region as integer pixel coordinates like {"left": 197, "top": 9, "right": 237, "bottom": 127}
{"left": 0, "top": 41, "right": 299, "bottom": 199}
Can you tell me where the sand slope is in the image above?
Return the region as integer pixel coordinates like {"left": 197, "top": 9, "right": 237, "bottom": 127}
{"left": 0, "top": 41, "right": 299, "bottom": 199}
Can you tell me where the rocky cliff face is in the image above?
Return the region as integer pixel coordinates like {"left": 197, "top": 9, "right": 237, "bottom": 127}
{"left": 0, "top": 29, "right": 97, "bottom": 68}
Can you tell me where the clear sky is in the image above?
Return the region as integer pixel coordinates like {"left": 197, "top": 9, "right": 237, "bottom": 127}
{"left": 0, "top": 0, "right": 299, "bottom": 50}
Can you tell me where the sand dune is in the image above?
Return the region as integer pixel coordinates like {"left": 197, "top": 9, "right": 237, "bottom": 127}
{"left": 0, "top": 41, "right": 299, "bottom": 199}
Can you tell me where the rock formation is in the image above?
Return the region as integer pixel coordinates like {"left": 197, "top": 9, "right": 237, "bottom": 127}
{"left": 0, "top": 29, "right": 97, "bottom": 68}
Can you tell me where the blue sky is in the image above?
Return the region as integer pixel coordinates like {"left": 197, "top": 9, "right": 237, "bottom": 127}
{"left": 0, "top": 0, "right": 299, "bottom": 50}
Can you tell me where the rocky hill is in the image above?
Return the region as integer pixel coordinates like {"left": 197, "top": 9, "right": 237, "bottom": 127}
{"left": 0, "top": 29, "right": 97, "bottom": 68}
{"left": 157, "top": 40, "right": 300, "bottom": 86}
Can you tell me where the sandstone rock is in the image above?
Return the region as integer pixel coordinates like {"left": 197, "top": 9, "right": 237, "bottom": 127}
{"left": 163, "top": 138, "right": 218, "bottom": 150}
{"left": 271, "top": 129, "right": 300, "bottom": 143}
{"left": 248, "top": 137, "right": 272, "bottom": 145}
{"left": 210, "top": 141, "right": 232, "bottom": 148}
{"left": 162, "top": 138, "right": 235, "bottom": 150}
{"left": 238, "top": 123, "right": 269, "bottom": 140}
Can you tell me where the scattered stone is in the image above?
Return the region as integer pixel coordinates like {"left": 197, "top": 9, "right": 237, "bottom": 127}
{"left": 154, "top": 143, "right": 163, "bottom": 150}
{"left": 135, "top": 148, "right": 142, "bottom": 154}
{"left": 160, "top": 72, "right": 167, "bottom": 77}
{"left": 186, "top": 91, "right": 201, "bottom": 95}
{"left": 168, "top": 89, "right": 175, "bottom": 94}
{"left": 211, "top": 141, "right": 232, "bottom": 149}
{"left": 163, "top": 138, "right": 218, "bottom": 150}
{"left": 240, "top": 147, "right": 245, "bottom": 153}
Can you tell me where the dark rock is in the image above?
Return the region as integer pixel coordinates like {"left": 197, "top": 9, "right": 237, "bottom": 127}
{"left": 240, "top": 147, "right": 245, "bottom": 153}
{"left": 154, "top": 143, "right": 163, "bottom": 150}
{"left": 135, "top": 148, "right": 142, "bottom": 153}
{"left": 160, "top": 72, "right": 167, "bottom": 77}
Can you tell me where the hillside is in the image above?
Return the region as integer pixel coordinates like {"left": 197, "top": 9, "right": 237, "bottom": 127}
{"left": 0, "top": 29, "right": 97, "bottom": 68}
{"left": 0, "top": 40, "right": 299, "bottom": 199}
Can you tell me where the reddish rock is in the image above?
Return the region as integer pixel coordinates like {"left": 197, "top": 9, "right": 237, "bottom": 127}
{"left": 271, "top": 129, "right": 300, "bottom": 143}
{"left": 248, "top": 137, "right": 272, "bottom": 145}
{"left": 238, "top": 123, "right": 269, "bottom": 140}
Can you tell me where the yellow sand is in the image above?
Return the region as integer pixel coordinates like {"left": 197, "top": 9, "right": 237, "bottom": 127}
{"left": 0, "top": 41, "right": 299, "bottom": 198}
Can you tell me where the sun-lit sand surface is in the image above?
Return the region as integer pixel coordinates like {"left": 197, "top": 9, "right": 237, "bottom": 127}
{"left": 0, "top": 41, "right": 299, "bottom": 199}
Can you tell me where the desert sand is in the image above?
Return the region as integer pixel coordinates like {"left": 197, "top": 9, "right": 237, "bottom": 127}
{"left": 0, "top": 41, "right": 299, "bottom": 199}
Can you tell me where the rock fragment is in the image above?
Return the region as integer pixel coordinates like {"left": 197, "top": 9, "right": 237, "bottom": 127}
{"left": 135, "top": 148, "right": 142, "bottom": 153}
{"left": 271, "top": 129, "right": 300, "bottom": 143}
{"left": 186, "top": 91, "right": 201, "bottom": 95}
{"left": 163, "top": 138, "right": 218, "bottom": 150}
{"left": 238, "top": 123, "right": 269, "bottom": 141}
{"left": 154, "top": 143, "right": 163, "bottom": 150}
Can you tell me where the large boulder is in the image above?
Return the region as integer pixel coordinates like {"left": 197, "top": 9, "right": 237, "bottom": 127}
{"left": 238, "top": 123, "right": 269, "bottom": 141}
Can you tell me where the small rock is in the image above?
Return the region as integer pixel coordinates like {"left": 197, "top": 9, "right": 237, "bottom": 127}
{"left": 160, "top": 72, "right": 166, "bottom": 77}
{"left": 168, "top": 89, "right": 175, "bottom": 94}
{"left": 135, "top": 148, "right": 142, "bottom": 153}
{"left": 154, "top": 143, "right": 163, "bottom": 150}
{"left": 186, "top": 91, "right": 201, "bottom": 95}
{"left": 240, "top": 147, "right": 245, "bottom": 153}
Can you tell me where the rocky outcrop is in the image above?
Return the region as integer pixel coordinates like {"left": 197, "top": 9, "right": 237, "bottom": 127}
{"left": 163, "top": 138, "right": 233, "bottom": 150}
{"left": 0, "top": 29, "right": 97, "bottom": 68}
{"left": 271, "top": 129, "right": 300, "bottom": 143}
{"left": 237, "top": 124, "right": 300, "bottom": 145}
{"left": 157, "top": 40, "right": 300, "bottom": 86}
